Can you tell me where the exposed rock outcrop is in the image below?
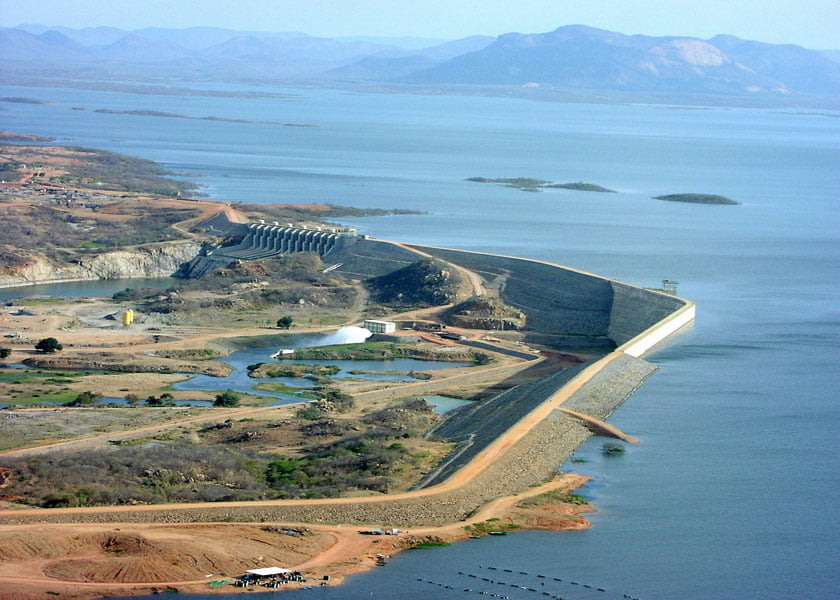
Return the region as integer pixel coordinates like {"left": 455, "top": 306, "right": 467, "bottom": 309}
{"left": 0, "top": 242, "right": 201, "bottom": 288}
{"left": 443, "top": 296, "right": 526, "bottom": 330}
{"left": 366, "top": 258, "right": 463, "bottom": 307}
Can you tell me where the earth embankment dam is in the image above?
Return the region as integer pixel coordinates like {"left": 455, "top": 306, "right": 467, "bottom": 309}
{"left": 0, "top": 238, "right": 694, "bottom": 527}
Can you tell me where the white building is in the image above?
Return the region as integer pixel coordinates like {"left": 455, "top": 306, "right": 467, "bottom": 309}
{"left": 364, "top": 319, "right": 396, "bottom": 334}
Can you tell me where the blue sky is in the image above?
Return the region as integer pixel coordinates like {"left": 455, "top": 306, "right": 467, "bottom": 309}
{"left": 2, "top": 0, "right": 839, "bottom": 49}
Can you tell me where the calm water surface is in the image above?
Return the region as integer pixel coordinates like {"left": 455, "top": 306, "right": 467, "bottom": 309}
{"left": 1, "top": 85, "right": 838, "bottom": 599}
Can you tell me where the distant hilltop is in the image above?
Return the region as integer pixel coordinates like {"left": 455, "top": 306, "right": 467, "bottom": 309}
{"left": 2, "top": 23, "right": 840, "bottom": 104}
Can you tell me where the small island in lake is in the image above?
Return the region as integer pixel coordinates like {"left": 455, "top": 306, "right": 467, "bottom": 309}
{"left": 545, "top": 182, "right": 617, "bottom": 193}
{"left": 467, "top": 177, "right": 616, "bottom": 193}
{"left": 653, "top": 193, "right": 740, "bottom": 205}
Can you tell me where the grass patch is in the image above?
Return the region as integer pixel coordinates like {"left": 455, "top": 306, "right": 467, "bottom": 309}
{"left": 517, "top": 489, "right": 589, "bottom": 508}
{"left": 251, "top": 382, "right": 319, "bottom": 398}
{"left": 463, "top": 520, "right": 522, "bottom": 536}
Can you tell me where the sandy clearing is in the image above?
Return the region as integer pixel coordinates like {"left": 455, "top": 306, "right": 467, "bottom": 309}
{"left": 0, "top": 474, "right": 590, "bottom": 600}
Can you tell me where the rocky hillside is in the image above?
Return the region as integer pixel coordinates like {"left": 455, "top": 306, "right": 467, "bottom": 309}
{"left": 0, "top": 242, "right": 201, "bottom": 288}
{"left": 404, "top": 25, "right": 840, "bottom": 97}
{"left": 366, "top": 258, "right": 464, "bottom": 308}
{"left": 3, "top": 24, "right": 838, "bottom": 103}
{"left": 443, "top": 296, "right": 526, "bottom": 331}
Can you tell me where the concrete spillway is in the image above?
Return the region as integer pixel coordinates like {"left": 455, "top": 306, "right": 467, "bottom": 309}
{"left": 180, "top": 224, "right": 361, "bottom": 278}
{"left": 215, "top": 224, "right": 356, "bottom": 260}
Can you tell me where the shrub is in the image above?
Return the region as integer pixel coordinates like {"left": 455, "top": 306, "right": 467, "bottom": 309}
{"left": 35, "top": 337, "right": 62, "bottom": 353}
{"left": 67, "top": 390, "right": 101, "bottom": 406}
{"left": 214, "top": 390, "right": 239, "bottom": 407}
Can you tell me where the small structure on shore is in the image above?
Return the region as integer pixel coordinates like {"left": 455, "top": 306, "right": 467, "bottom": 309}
{"left": 364, "top": 319, "right": 396, "bottom": 334}
{"left": 235, "top": 567, "right": 304, "bottom": 588}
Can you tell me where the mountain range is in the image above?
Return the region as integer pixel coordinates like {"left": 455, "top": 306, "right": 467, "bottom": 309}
{"left": 2, "top": 24, "right": 839, "bottom": 103}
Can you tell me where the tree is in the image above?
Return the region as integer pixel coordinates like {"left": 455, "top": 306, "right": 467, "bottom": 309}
{"left": 125, "top": 393, "right": 141, "bottom": 406}
{"left": 276, "top": 316, "right": 293, "bottom": 329}
{"left": 67, "top": 390, "right": 101, "bottom": 406}
{"left": 145, "top": 395, "right": 164, "bottom": 406}
{"left": 0, "top": 347, "right": 11, "bottom": 359}
{"left": 35, "top": 337, "right": 62, "bottom": 353}
{"left": 214, "top": 390, "right": 239, "bottom": 407}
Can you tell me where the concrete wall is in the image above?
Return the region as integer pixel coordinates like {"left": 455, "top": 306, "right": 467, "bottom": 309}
{"left": 329, "top": 239, "right": 423, "bottom": 279}
{"left": 607, "top": 282, "right": 687, "bottom": 347}
{"left": 415, "top": 247, "right": 614, "bottom": 336}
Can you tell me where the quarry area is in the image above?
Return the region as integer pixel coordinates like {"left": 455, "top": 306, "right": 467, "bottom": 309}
{"left": 0, "top": 139, "right": 692, "bottom": 599}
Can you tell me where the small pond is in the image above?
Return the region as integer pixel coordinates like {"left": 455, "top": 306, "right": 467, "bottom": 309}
{"left": 419, "top": 394, "right": 473, "bottom": 414}
{"left": 172, "top": 327, "right": 472, "bottom": 405}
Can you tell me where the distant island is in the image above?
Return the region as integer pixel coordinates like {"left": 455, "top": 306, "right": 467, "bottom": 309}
{"left": 653, "top": 193, "right": 740, "bottom": 205}
{"left": 94, "top": 108, "right": 314, "bottom": 127}
{"left": 467, "top": 177, "right": 617, "bottom": 193}
{"left": 0, "top": 96, "right": 51, "bottom": 105}
{"left": 545, "top": 182, "right": 617, "bottom": 193}
{"left": 0, "top": 131, "right": 54, "bottom": 142}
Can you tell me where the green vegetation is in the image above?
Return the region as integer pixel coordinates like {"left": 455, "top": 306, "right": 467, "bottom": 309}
{"left": 517, "top": 488, "right": 589, "bottom": 507}
{"left": 65, "top": 390, "right": 102, "bottom": 406}
{"left": 601, "top": 442, "right": 626, "bottom": 455}
{"left": 286, "top": 341, "right": 478, "bottom": 363}
{"left": 545, "top": 181, "right": 617, "bottom": 193}
{"left": 247, "top": 362, "right": 340, "bottom": 378}
{"left": 252, "top": 382, "right": 318, "bottom": 398}
{"left": 153, "top": 348, "right": 220, "bottom": 361}
{"left": 0, "top": 203, "right": 198, "bottom": 263}
{"left": 0, "top": 348, "right": 11, "bottom": 359}
{"left": 409, "top": 538, "right": 451, "bottom": 548}
{"left": 653, "top": 193, "right": 740, "bottom": 205}
{"left": 468, "top": 177, "right": 617, "bottom": 193}
{"left": 466, "top": 177, "right": 550, "bottom": 191}
{"left": 35, "top": 337, "right": 62, "bottom": 353}
{"left": 213, "top": 390, "right": 240, "bottom": 407}
{"left": 0, "top": 396, "right": 440, "bottom": 505}
{"left": 276, "top": 315, "right": 294, "bottom": 329}
{"left": 55, "top": 145, "right": 198, "bottom": 196}
{"left": 264, "top": 436, "right": 413, "bottom": 497}
{"left": 146, "top": 392, "right": 175, "bottom": 407}
{"left": 0, "top": 369, "right": 90, "bottom": 405}
{"left": 464, "top": 520, "right": 522, "bottom": 536}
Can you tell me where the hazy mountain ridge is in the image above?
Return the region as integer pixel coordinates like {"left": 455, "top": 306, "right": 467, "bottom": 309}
{"left": 404, "top": 26, "right": 840, "bottom": 97}
{"left": 2, "top": 24, "right": 838, "bottom": 102}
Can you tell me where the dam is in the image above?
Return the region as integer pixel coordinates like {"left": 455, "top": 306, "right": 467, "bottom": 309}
{"left": 0, "top": 229, "right": 693, "bottom": 527}
{"left": 183, "top": 229, "right": 694, "bottom": 496}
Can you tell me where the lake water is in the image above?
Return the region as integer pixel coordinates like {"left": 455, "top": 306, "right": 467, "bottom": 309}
{"left": 1, "top": 85, "right": 838, "bottom": 599}
{"left": 0, "top": 277, "right": 175, "bottom": 303}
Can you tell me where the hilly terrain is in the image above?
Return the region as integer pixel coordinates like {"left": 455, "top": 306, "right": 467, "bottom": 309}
{"left": 2, "top": 23, "right": 839, "bottom": 105}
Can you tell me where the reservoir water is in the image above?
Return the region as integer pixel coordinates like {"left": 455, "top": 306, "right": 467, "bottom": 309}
{"left": 1, "top": 85, "right": 838, "bottom": 599}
